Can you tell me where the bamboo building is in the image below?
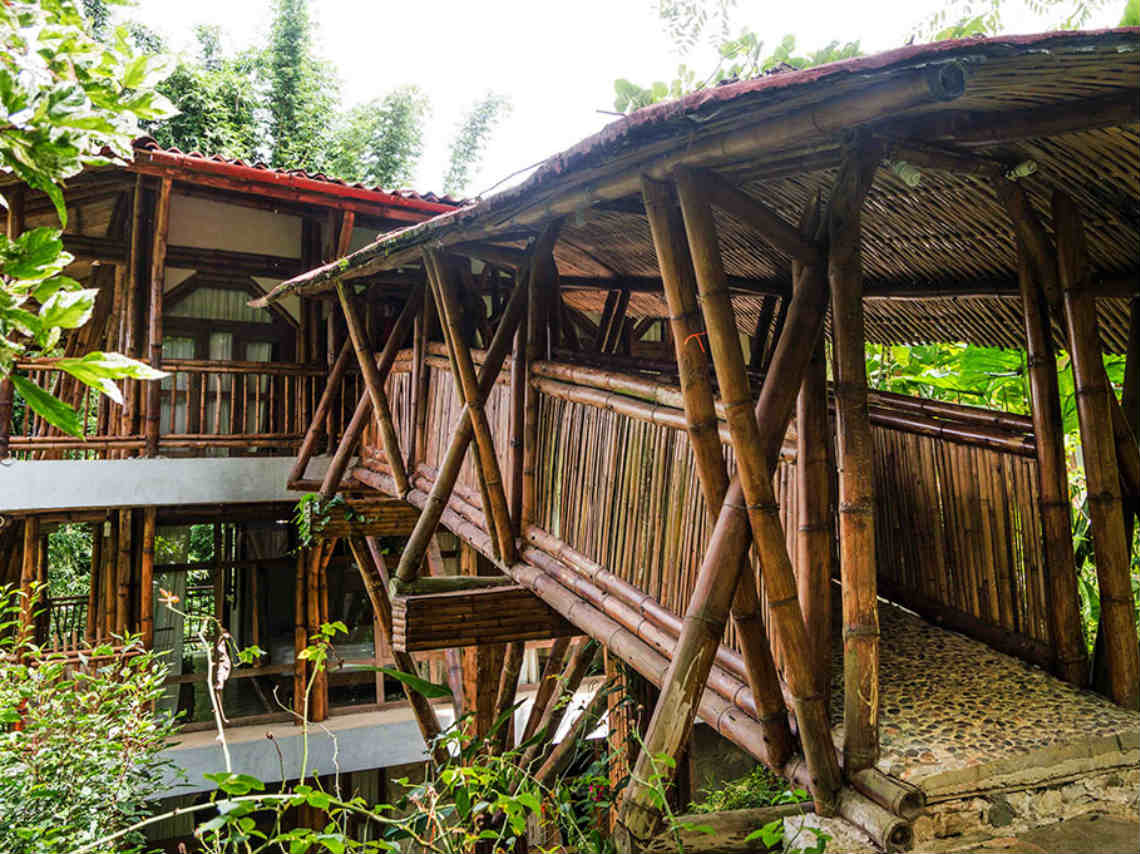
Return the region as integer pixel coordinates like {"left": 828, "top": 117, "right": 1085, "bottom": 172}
{"left": 6, "top": 27, "right": 1140, "bottom": 852}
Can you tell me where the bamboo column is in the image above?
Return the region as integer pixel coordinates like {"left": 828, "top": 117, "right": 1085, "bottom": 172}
{"left": 518, "top": 636, "right": 598, "bottom": 772}
{"left": 290, "top": 339, "right": 353, "bottom": 486}
{"left": 1053, "top": 190, "right": 1140, "bottom": 709}
{"left": 509, "top": 270, "right": 530, "bottom": 531}
{"left": 523, "top": 223, "right": 562, "bottom": 528}
{"left": 829, "top": 139, "right": 883, "bottom": 771}
{"left": 795, "top": 205, "right": 834, "bottom": 703}
{"left": 1015, "top": 241, "right": 1088, "bottom": 686}
{"left": 337, "top": 282, "right": 410, "bottom": 497}
{"left": 493, "top": 640, "right": 526, "bottom": 751}
{"left": 144, "top": 176, "right": 172, "bottom": 457}
{"left": 393, "top": 275, "right": 528, "bottom": 582}
{"left": 423, "top": 249, "right": 515, "bottom": 562}
{"left": 293, "top": 548, "right": 308, "bottom": 721}
{"left": 86, "top": 522, "right": 101, "bottom": 643}
{"left": 520, "top": 636, "right": 572, "bottom": 743}
{"left": 116, "top": 509, "right": 132, "bottom": 634}
{"left": 18, "top": 518, "right": 39, "bottom": 647}
{"left": 622, "top": 168, "right": 840, "bottom": 842}
{"left": 347, "top": 536, "right": 446, "bottom": 758}
{"left": 0, "top": 188, "right": 20, "bottom": 460}
{"left": 640, "top": 174, "right": 793, "bottom": 762}
{"left": 140, "top": 507, "right": 156, "bottom": 649}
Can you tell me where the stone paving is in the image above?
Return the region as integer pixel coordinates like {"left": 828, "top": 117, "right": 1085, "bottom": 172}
{"left": 827, "top": 597, "right": 1140, "bottom": 794}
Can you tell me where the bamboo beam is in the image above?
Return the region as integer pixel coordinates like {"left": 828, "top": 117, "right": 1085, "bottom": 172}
{"left": 1053, "top": 190, "right": 1139, "bottom": 709}
{"left": 423, "top": 249, "right": 515, "bottom": 563}
{"left": 393, "top": 272, "right": 528, "bottom": 582}
{"left": 140, "top": 507, "right": 156, "bottom": 648}
{"left": 1015, "top": 240, "right": 1088, "bottom": 686}
{"left": 144, "top": 176, "right": 172, "bottom": 457}
{"left": 829, "top": 139, "right": 884, "bottom": 771}
{"left": 346, "top": 536, "right": 447, "bottom": 760}
{"left": 320, "top": 283, "right": 424, "bottom": 498}
{"left": 641, "top": 174, "right": 793, "bottom": 764}
{"left": 337, "top": 282, "right": 410, "bottom": 497}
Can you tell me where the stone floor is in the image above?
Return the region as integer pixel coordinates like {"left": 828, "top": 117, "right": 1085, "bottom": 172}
{"left": 827, "top": 597, "right": 1139, "bottom": 797}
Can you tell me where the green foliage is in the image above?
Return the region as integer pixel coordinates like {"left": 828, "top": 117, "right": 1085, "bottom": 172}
{"left": 1123, "top": 0, "right": 1140, "bottom": 24}
{"left": 324, "top": 85, "right": 430, "bottom": 188}
{"left": 0, "top": 585, "right": 177, "bottom": 854}
{"left": 1, "top": 0, "right": 172, "bottom": 432}
{"left": 266, "top": 0, "right": 339, "bottom": 171}
{"left": 443, "top": 92, "right": 512, "bottom": 196}
{"left": 912, "top": 0, "right": 1110, "bottom": 40}
{"left": 687, "top": 764, "right": 797, "bottom": 813}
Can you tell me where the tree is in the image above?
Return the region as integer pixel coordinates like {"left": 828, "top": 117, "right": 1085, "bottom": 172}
{"left": 324, "top": 85, "right": 430, "bottom": 188}
{"left": 913, "top": 0, "right": 1110, "bottom": 39}
{"left": 1, "top": 0, "right": 173, "bottom": 437}
{"left": 443, "top": 92, "right": 512, "bottom": 196}
{"left": 266, "top": 0, "right": 338, "bottom": 171}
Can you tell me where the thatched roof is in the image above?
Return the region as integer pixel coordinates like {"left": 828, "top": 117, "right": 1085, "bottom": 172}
{"left": 257, "top": 28, "right": 1140, "bottom": 353}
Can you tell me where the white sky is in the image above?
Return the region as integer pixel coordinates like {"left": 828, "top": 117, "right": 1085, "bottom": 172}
{"left": 127, "top": 0, "right": 1123, "bottom": 195}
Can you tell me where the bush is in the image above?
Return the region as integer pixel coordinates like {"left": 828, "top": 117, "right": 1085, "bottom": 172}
{"left": 0, "top": 586, "right": 177, "bottom": 854}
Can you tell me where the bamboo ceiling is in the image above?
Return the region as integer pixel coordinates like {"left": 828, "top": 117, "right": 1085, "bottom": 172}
{"left": 262, "top": 29, "right": 1140, "bottom": 353}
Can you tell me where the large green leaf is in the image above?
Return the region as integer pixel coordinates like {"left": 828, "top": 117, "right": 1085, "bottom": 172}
{"left": 362, "top": 665, "right": 452, "bottom": 699}
{"left": 11, "top": 374, "right": 82, "bottom": 437}
{"left": 38, "top": 287, "right": 96, "bottom": 330}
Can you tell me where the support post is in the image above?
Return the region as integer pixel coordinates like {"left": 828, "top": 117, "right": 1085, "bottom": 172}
{"left": 1053, "top": 190, "right": 1140, "bottom": 709}
{"left": 458, "top": 542, "right": 507, "bottom": 742}
{"left": 140, "top": 507, "right": 156, "bottom": 649}
{"left": 87, "top": 522, "right": 101, "bottom": 643}
{"left": 828, "top": 140, "right": 883, "bottom": 771}
{"left": 493, "top": 640, "right": 526, "bottom": 751}
{"left": 1, "top": 187, "right": 22, "bottom": 460}
{"left": 116, "top": 509, "right": 132, "bottom": 634}
{"left": 336, "top": 282, "right": 410, "bottom": 497}
{"left": 509, "top": 270, "right": 530, "bottom": 532}
{"left": 1015, "top": 240, "right": 1088, "bottom": 686}
{"left": 393, "top": 267, "right": 529, "bottom": 582}
{"left": 18, "top": 517, "right": 40, "bottom": 648}
{"left": 145, "top": 176, "right": 172, "bottom": 457}
{"left": 520, "top": 636, "right": 572, "bottom": 743}
{"left": 641, "top": 175, "right": 793, "bottom": 762}
{"left": 423, "top": 249, "right": 515, "bottom": 563}
{"left": 290, "top": 339, "right": 353, "bottom": 486}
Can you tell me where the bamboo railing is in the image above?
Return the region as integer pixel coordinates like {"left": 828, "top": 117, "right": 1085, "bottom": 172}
{"left": 364, "top": 352, "right": 1057, "bottom": 675}
{"left": 6, "top": 359, "right": 355, "bottom": 459}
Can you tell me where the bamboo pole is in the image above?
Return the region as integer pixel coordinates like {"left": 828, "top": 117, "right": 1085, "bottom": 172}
{"left": 423, "top": 248, "right": 515, "bottom": 562}
{"left": 289, "top": 338, "right": 353, "bottom": 485}
{"left": 523, "top": 223, "right": 562, "bottom": 526}
{"left": 626, "top": 167, "right": 840, "bottom": 838}
{"left": 18, "top": 518, "right": 39, "bottom": 647}
{"left": 521, "top": 636, "right": 572, "bottom": 743}
{"left": 509, "top": 271, "right": 529, "bottom": 532}
{"left": 795, "top": 199, "right": 834, "bottom": 704}
{"left": 1053, "top": 190, "right": 1139, "bottom": 709}
{"left": 293, "top": 548, "right": 307, "bottom": 721}
{"left": 337, "top": 282, "right": 410, "bottom": 497}
{"left": 641, "top": 174, "right": 793, "bottom": 762}
{"left": 393, "top": 273, "right": 528, "bottom": 582}
{"left": 533, "top": 678, "right": 613, "bottom": 787}
{"left": 828, "top": 139, "right": 883, "bottom": 770}
{"left": 87, "top": 522, "right": 101, "bottom": 643}
{"left": 493, "top": 640, "right": 526, "bottom": 751}
{"left": 116, "top": 509, "right": 132, "bottom": 634}
{"left": 140, "top": 507, "right": 156, "bottom": 649}
{"left": 518, "top": 637, "right": 598, "bottom": 773}
{"left": 145, "top": 176, "right": 172, "bottom": 457}
{"left": 320, "top": 284, "right": 423, "bottom": 498}
{"left": 1015, "top": 240, "right": 1088, "bottom": 686}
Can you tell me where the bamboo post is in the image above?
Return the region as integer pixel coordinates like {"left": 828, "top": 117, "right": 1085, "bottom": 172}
{"left": 347, "top": 536, "right": 446, "bottom": 759}
{"left": 509, "top": 271, "right": 530, "bottom": 532}
{"left": 290, "top": 339, "right": 353, "bottom": 485}
{"left": 423, "top": 249, "right": 515, "bottom": 562}
{"left": 393, "top": 273, "right": 528, "bottom": 582}
{"left": 321, "top": 283, "right": 424, "bottom": 498}
{"left": 795, "top": 198, "right": 834, "bottom": 703}
{"left": 520, "top": 635, "right": 572, "bottom": 743}
{"left": 293, "top": 548, "right": 308, "bottom": 721}
{"left": 86, "top": 522, "right": 101, "bottom": 643}
{"left": 493, "top": 640, "right": 526, "bottom": 751}
{"left": 1, "top": 188, "right": 23, "bottom": 459}
{"left": 407, "top": 284, "right": 430, "bottom": 472}
{"left": 116, "top": 509, "right": 132, "bottom": 635}
{"left": 1015, "top": 240, "right": 1088, "bottom": 686}
{"left": 621, "top": 167, "right": 840, "bottom": 842}
{"left": 140, "top": 507, "right": 156, "bottom": 649}
{"left": 1053, "top": 190, "right": 1140, "bottom": 709}
{"left": 337, "top": 282, "right": 410, "bottom": 497}
{"left": 518, "top": 637, "right": 598, "bottom": 773}
{"left": 828, "top": 139, "right": 883, "bottom": 771}
{"left": 18, "top": 518, "right": 39, "bottom": 648}
{"left": 534, "top": 678, "right": 613, "bottom": 788}
{"left": 145, "top": 176, "right": 172, "bottom": 457}
{"left": 307, "top": 542, "right": 327, "bottom": 722}
{"left": 523, "top": 223, "right": 562, "bottom": 527}
{"left": 641, "top": 174, "right": 793, "bottom": 762}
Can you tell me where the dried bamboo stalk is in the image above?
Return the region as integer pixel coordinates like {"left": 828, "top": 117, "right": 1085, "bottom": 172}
{"left": 521, "top": 636, "right": 572, "bottom": 743}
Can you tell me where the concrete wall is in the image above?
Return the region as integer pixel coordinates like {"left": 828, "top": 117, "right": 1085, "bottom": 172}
{"left": 0, "top": 455, "right": 333, "bottom": 512}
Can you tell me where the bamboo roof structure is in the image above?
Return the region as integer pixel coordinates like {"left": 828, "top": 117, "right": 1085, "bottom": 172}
{"left": 255, "top": 28, "right": 1139, "bottom": 353}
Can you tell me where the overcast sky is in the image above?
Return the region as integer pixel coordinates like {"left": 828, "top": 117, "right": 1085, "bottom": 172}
{"left": 127, "top": 0, "right": 1123, "bottom": 195}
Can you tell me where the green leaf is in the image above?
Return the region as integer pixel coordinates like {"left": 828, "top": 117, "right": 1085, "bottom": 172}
{"left": 11, "top": 375, "right": 82, "bottom": 437}
{"left": 366, "top": 666, "right": 452, "bottom": 699}
{"left": 203, "top": 772, "right": 266, "bottom": 795}
{"left": 38, "top": 288, "right": 96, "bottom": 329}
{"left": 4, "top": 228, "right": 67, "bottom": 280}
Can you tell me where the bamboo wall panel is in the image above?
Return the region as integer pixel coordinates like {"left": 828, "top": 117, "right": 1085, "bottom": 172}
{"left": 367, "top": 361, "right": 1054, "bottom": 660}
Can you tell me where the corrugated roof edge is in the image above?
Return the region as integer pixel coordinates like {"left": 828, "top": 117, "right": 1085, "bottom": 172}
{"left": 251, "top": 27, "right": 1140, "bottom": 307}
{"left": 129, "top": 136, "right": 468, "bottom": 210}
